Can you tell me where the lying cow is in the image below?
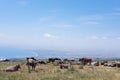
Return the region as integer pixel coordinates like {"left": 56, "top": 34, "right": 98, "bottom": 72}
{"left": 104, "top": 62, "right": 116, "bottom": 67}
{"left": 3, "top": 64, "right": 21, "bottom": 72}
{"left": 101, "top": 61, "right": 108, "bottom": 65}
{"left": 91, "top": 61, "right": 99, "bottom": 66}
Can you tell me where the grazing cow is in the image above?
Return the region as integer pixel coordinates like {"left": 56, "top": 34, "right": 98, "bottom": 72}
{"left": 0, "top": 59, "right": 10, "bottom": 62}
{"left": 26, "top": 57, "right": 37, "bottom": 72}
{"left": 79, "top": 58, "right": 92, "bottom": 65}
{"left": 63, "top": 58, "right": 69, "bottom": 62}
{"left": 3, "top": 64, "right": 21, "bottom": 72}
{"left": 48, "top": 58, "right": 61, "bottom": 63}
{"left": 54, "top": 58, "right": 61, "bottom": 61}
{"left": 60, "top": 63, "right": 71, "bottom": 69}
{"left": 63, "top": 58, "right": 75, "bottom": 63}
{"left": 38, "top": 60, "right": 46, "bottom": 64}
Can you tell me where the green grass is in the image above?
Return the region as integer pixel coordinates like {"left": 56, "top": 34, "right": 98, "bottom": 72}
{"left": 0, "top": 61, "right": 120, "bottom": 80}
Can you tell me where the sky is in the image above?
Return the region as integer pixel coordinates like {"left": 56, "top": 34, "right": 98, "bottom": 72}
{"left": 0, "top": 0, "right": 120, "bottom": 58}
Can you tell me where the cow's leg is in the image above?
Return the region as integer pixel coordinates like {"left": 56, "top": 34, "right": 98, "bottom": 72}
{"left": 32, "top": 65, "right": 36, "bottom": 71}
{"left": 32, "top": 65, "right": 34, "bottom": 71}
{"left": 34, "top": 65, "right": 36, "bottom": 71}
{"left": 28, "top": 65, "right": 31, "bottom": 73}
{"left": 82, "top": 61, "right": 85, "bottom": 65}
{"left": 60, "top": 65, "right": 62, "bottom": 69}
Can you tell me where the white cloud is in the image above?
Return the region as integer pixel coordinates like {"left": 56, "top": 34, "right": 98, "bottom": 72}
{"left": 86, "top": 36, "right": 109, "bottom": 40}
{"left": 101, "top": 37, "right": 108, "bottom": 40}
{"left": 91, "top": 36, "right": 99, "bottom": 40}
{"left": 0, "top": 33, "right": 120, "bottom": 51}
{"left": 117, "top": 37, "right": 120, "bottom": 40}
{"left": 79, "top": 15, "right": 103, "bottom": 21}
{"left": 38, "top": 16, "right": 73, "bottom": 28}
{"left": 0, "top": 33, "right": 5, "bottom": 37}
{"left": 85, "top": 36, "right": 100, "bottom": 40}
{"left": 82, "top": 21, "right": 99, "bottom": 25}
{"left": 0, "top": 33, "right": 7, "bottom": 39}
{"left": 78, "top": 15, "right": 103, "bottom": 25}
{"left": 43, "top": 33, "right": 59, "bottom": 39}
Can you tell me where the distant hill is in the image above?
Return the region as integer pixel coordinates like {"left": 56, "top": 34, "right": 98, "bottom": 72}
{"left": 0, "top": 47, "right": 120, "bottom": 59}
{"left": 33, "top": 49, "right": 120, "bottom": 59}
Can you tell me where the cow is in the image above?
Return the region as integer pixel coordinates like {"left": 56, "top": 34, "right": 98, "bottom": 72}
{"left": 38, "top": 60, "right": 46, "bottom": 64}
{"left": 63, "top": 58, "right": 75, "bottom": 63}
{"left": 101, "top": 61, "right": 108, "bottom": 65}
{"left": 48, "top": 58, "right": 61, "bottom": 63}
{"left": 104, "top": 63, "right": 109, "bottom": 66}
{"left": 26, "top": 57, "right": 37, "bottom": 73}
{"left": 3, "top": 64, "right": 21, "bottom": 72}
{"left": 91, "top": 61, "right": 99, "bottom": 66}
{"left": 48, "top": 58, "right": 55, "bottom": 63}
{"left": 116, "top": 63, "right": 120, "bottom": 68}
{"left": 110, "top": 62, "right": 120, "bottom": 67}
{"left": 104, "top": 62, "right": 115, "bottom": 67}
{"left": 0, "top": 59, "right": 10, "bottom": 62}
{"left": 79, "top": 58, "right": 92, "bottom": 65}
{"left": 63, "top": 58, "right": 69, "bottom": 62}
{"left": 60, "top": 63, "right": 71, "bottom": 69}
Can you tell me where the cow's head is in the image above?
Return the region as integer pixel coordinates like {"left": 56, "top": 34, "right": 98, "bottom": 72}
{"left": 16, "top": 64, "right": 21, "bottom": 69}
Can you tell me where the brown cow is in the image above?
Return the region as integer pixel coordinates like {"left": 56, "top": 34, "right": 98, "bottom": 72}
{"left": 0, "top": 59, "right": 10, "bottom": 62}
{"left": 48, "top": 58, "right": 61, "bottom": 63}
{"left": 38, "top": 60, "right": 46, "bottom": 64}
{"left": 101, "top": 61, "right": 108, "bottom": 65}
{"left": 111, "top": 62, "right": 120, "bottom": 67}
{"left": 26, "top": 57, "right": 37, "bottom": 73}
{"left": 104, "top": 62, "right": 115, "bottom": 67}
{"left": 63, "top": 58, "right": 75, "bottom": 63}
{"left": 3, "top": 64, "right": 21, "bottom": 72}
{"left": 116, "top": 63, "right": 120, "bottom": 67}
{"left": 79, "top": 58, "right": 92, "bottom": 65}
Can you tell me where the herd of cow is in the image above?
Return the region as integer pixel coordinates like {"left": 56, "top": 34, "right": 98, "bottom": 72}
{"left": 0, "top": 57, "right": 120, "bottom": 73}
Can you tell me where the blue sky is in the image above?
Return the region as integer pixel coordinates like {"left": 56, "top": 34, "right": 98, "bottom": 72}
{"left": 0, "top": 0, "right": 120, "bottom": 58}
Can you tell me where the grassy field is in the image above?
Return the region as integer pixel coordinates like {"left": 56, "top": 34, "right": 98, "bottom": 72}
{"left": 0, "top": 61, "right": 120, "bottom": 80}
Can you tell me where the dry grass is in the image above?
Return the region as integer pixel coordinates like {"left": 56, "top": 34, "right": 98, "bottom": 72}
{"left": 0, "top": 61, "right": 120, "bottom": 80}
